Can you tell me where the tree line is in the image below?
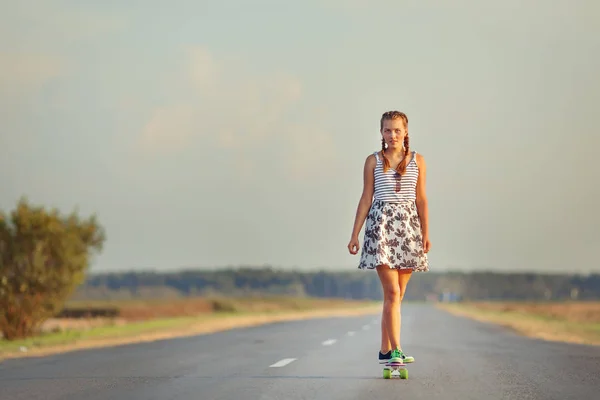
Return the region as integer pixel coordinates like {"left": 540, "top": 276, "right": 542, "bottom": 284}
{"left": 77, "top": 267, "right": 600, "bottom": 302}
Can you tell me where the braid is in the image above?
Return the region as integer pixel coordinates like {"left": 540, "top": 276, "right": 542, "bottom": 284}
{"left": 397, "top": 134, "right": 410, "bottom": 175}
{"left": 379, "top": 110, "right": 409, "bottom": 173}
{"left": 381, "top": 137, "right": 390, "bottom": 172}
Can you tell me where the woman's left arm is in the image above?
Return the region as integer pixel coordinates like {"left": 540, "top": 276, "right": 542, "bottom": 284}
{"left": 415, "top": 153, "right": 430, "bottom": 253}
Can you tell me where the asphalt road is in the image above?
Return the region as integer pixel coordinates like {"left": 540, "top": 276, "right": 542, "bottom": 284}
{"left": 1, "top": 304, "right": 599, "bottom": 400}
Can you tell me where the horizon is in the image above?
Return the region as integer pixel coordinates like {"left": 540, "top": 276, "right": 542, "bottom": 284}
{"left": 2, "top": 1, "right": 598, "bottom": 274}
{"left": 83, "top": 264, "right": 599, "bottom": 278}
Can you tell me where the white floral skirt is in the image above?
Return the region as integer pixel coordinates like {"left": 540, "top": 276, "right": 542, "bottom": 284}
{"left": 358, "top": 199, "right": 429, "bottom": 272}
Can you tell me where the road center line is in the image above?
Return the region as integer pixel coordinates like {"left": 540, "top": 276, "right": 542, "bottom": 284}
{"left": 269, "top": 358, "right": 297, "bottom": 368}
{"left": 347, "top": 331, "right": 356, "bottom": 336}
{"left": 321, "top": 339, "right": 337, "bottom": 346}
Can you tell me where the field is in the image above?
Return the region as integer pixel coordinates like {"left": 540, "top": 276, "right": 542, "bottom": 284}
{"left": 0, "top": 295, "right": 381, "bottom": 361}
{"left": 437, "top": 301, "right": 600, "bottom": 346}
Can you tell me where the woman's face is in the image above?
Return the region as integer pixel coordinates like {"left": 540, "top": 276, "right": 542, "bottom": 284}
{"left": 381, "top": 118, "right": 407, "bottom": 150}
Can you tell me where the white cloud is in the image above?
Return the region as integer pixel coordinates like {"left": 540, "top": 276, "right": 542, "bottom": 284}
{"left": 285, "top": 125, "right": 338, "bottom": 181}
{"left": 139, "top": 104, "right": 198, "bottom": 155}
{"left": 0, "top": 2, "right": 126, "bottom": 150}
{"left": 135, "top": 45, "right": 338, "bottom": 180}
{"left": 0, "top": 52, "right": 68, "bottom": 154}
{"left": 0, "top": 52, "right": 65, "bottom": 97}
{"left": 186, "top": 46, "right": 219, "bottom": 90}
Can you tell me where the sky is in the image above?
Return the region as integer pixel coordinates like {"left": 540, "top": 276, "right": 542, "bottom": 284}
{"left": 1, "top": 0, "right": 599, "bottom": 274}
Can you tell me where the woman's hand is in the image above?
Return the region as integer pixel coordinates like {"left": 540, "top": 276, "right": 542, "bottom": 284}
{"left": 423, "top": 235, "right": 431, "bottom": 253}
{"left": 348, "top": 236, "right": 360, "bottom": 255}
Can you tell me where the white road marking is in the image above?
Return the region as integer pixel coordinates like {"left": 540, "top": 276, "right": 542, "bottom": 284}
{"left": 269, "top": 358, "right": 297, "bottom": 368}
{"left": 347, "top": 331, "right": 356, "bottom": 336}
{"left": 322, "top": 339, "right": 337, "bottom": 346}
{"left": 362, "top": 324, "right": 371, "bottom": 330}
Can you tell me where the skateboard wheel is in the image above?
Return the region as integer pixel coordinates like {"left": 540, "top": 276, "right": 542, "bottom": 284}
{"left": 399, "top": 369, "right": 408, "bottom": 379}
{"left": 383, "top": 369, "right": 391, "bottom": 379}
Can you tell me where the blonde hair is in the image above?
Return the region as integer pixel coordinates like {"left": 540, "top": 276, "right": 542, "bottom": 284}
{"left": 379, "top": 110, "right": 410, "bottom": 174}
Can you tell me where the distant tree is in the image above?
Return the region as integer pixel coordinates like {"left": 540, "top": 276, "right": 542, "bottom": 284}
{"left": 0, "top": 198, "right": 105, "bottom": 340}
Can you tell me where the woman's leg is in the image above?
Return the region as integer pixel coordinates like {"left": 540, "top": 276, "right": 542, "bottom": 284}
{"left": 379, "top": 269, "right": 413, "bottom": 352}
{"left": 397, "top": 270, "right": 412, "bottom": 351}
{"left": 376, "top": 265, "right": 400, "bottom": 352}
{"left": 380, "top": 309, "right": 391, "bottom": 353}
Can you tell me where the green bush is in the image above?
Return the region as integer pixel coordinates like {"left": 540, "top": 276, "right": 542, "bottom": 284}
{"left": 0, "top": 198, "right": 106, "bottom": 340}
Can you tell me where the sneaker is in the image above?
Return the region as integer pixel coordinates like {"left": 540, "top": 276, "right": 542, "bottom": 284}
{"left": 378, "top": 350, "right": 391, "bottom": 364}
{"left": 387, "top": 348, "right": 415, "bottom": 364}
{"left": 397, "top": 349, "right": 415, "bottom": 363}
{"left": 388, "top": 348, "right": 403, "bottom": 364}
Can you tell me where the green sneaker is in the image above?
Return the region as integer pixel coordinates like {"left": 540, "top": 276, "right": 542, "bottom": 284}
{"left": 397, "top": 349, "right": 415, "bottom": 363}
{"left": 389, "top": 349, "right": 403, "bottom": 364}
{"left": 388, "top": 348, "right": 415, "bottom": 364}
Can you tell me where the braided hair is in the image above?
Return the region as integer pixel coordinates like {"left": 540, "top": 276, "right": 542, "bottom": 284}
{"left": 379, "top": 111, "right": 410, "bottom": 175}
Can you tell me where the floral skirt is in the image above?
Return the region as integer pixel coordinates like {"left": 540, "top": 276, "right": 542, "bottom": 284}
{"left": 358, "top": 199, "right": 429, "bottom": 272}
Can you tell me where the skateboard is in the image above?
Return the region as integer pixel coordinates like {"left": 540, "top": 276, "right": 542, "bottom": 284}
{"left": 383, "top": 361, "right": 408, "bottom": 379}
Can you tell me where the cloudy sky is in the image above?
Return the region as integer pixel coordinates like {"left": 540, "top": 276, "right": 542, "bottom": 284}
{"left": 1, "top": 0, "right": 598, "bottom": 274}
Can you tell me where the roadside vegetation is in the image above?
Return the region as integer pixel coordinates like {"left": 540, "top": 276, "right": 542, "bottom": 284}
{"left": 0, "top": 295, "right": 379, "bottom": 360}
{"left": 437, "top": 301, "right": 600, "bottom": 346}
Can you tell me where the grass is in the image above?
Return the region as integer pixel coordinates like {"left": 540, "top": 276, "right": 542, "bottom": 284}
{"left": 0, "top": 313, "right": 231, "bottom": 354}
{"left": 437, "top": 300, "right": 600, "bottom": 346}
{"left": 62, "top": 295, "right": 375, "bottom": 320}
{"left": 0, "top": 296, "right": 381, "bottom": 361}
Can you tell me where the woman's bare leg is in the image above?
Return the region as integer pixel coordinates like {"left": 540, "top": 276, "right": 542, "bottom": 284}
{"left": 397, "top": 270, "right": 412, "bottom": 350}
{"left": 381, "top": 309, "right": 391, "bottom": 353}
{"left": 376, "top": 265, "right": 400, "bottom": 351}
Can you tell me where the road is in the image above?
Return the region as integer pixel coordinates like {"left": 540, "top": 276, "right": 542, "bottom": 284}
{"left": 1, "top": 304, "right": 599, "bottom": 400}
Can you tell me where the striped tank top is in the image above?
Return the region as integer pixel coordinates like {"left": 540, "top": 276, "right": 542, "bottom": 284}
{"left": 373, "top": 150, "right": 419, "bottom": 203}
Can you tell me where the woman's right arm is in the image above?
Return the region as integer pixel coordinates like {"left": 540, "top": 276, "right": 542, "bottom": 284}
{"left": 350, "top": 154, "right": 376, "bottom": 240}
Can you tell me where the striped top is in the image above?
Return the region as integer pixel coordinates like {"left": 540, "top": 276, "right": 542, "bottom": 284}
{"left": 373, "top": 150, "right": 419, "bottom": 203}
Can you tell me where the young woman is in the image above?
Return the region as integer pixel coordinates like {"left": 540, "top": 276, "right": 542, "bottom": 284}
{"left": 347, "top": 110, "right": 430, "bottom": 365}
